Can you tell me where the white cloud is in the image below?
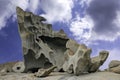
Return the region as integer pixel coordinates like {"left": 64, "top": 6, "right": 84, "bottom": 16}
{"left": 0, "top": 0, "right": 119, "bottom": 42}
{"left": 70, "top": 0, "right": 120, "bottom": 42}
{"left": 0, "top": 0, "right": 74, "bottom": 30}
{"left": 40, "top": 0, "right": 74, "bottom": 23}
{"left": 28, "top": 0, "right": 40, "bottom": 13}
{"left": 0, "top": 0, "right": 40, "bottom": 30}
{"left": 79, "top": 0, "right": 92, "bottom": 7}
{"left": 90, "top": 32, "right": 120, "bottom": 41}
{"left": 70, "top": 13, "right": 93, "bottom": 44}
{"left": 0, "top": 0, "right": 29, "bottom": 30}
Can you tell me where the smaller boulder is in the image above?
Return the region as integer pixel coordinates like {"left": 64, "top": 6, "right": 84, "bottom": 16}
{"left": 0, "top": 68, "right": 7, "bottom": 76}
{"left": 109, "top": 65, "right": 120, "bottom": 74}
{"left": 88, "top": 50, "right": 109, "bottom": 73}
{"left": 108, "top": 60, "right": 120, "bottom": 74}
{"left": 109, "top": 60, "right": 120, "bottom": 68}
{"left": 34, "top": 66, "right": 57, "bottom": 77}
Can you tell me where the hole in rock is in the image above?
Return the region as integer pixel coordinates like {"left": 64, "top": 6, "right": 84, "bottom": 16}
{"left": 6, "top": 70, "right": 10, "bottom": 72}
{"left": 27, "top": 68, "right": 40, "bottom": 73}
{"left": 36, "top": 38, "right": 39, "bottom": 42}
{"left": 59, "top": 68, "right": 65, "bottom": 72}
{"left": 44, "top": 62, "right": 53, "bottom": 69}
{"left": 16, "top": 67, "right": 21, "bottom": 70}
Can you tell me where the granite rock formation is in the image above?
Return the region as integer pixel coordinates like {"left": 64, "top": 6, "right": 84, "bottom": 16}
{"left": 108, "top": 60, "right": 120, "bottom": 74}
{"left": 9, "top": 7, "right": 110, "bottom": 75}
{"left": 16, "top": 7, "right": 68, "bottom": 72}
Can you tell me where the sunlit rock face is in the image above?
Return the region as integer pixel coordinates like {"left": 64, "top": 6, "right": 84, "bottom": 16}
{"left": 16, "top": 7, "right": 68, "bottom": 72}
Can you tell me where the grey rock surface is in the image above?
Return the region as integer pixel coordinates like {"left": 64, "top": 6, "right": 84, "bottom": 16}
{"left": 0, "top": 61, "right": 25, "bottom": 76}
{"left": 0, "top": 72, "right": 120, "bottom": 80}
{"left": 108, "top": 60, "right": 120, "bottom": 74}
{"left": 109, "top": 65, "right": 120, "bottom": 74}
{"left": 109, "top": 60, "right": 120, "bottom": 68}
{"left": 63, "top": 39, "right": 92, "bottom": 75}
{"left": 16, "top": 7, "right": 68, "bottom": 71}
{"left": 0, "top": 62, "right": 21, "bottom": 73}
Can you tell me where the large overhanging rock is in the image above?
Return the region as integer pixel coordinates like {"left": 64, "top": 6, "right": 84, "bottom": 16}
{"left": 16, "top": 7, "right": 68, "bottom": 72}
{"left": 63, "top": 39, "right": 92, "bottom": 75}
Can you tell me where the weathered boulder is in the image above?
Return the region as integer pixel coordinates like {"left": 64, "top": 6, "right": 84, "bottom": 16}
{"left": 12, "top": 61, "right": 25, "bottom": 73}
{"left": 109, "top": 60, "right": 120, "bottom": 68}
{"left": 0, "top": 68, "right": 8, "bottom": 76}
{"left": 0, "top": 61, "right": 24, "bottom": 73}
{"left": 108, "top": 60, "right": 120, "bottom": 74}
{"left": 63, "top": 39, "right": 92, "bottom": 75}
{"left": 16, "top": 7, "right": 68, "bottom": 71}
{"left": 109, "top": 65, "right": 120, "bottom": 74}
{"left": 88, "top": 50, "right": 109, "bottom": 73}
{"left": 0, "top": 62, "right": 17, "bottom": 73}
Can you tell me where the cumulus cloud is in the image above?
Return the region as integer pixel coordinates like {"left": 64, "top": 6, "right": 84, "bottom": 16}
{"left": 86, "top": 0, "right": 120, "bottom": 41}
{"left": 0, "top": 0, "right": 29, "bottom": 30}
{"left": 0, "top": 0, "right": 41, "bottom": 30}
{"left": 70, "top": 13, "right": 93, "bottom": 43}
{"left": 28, "top": 0, "right": 40, "bottom": 13}
{"left": 79, "top": 0, "right": 92, "bottom": 8}
{"left": 1, "top": 0, "right": 120, "bottom": 42}
{"left": 0, "top": 0, "right": 74, "bottom": 30}
{"left": 40, "top": 0, "right": 74, "bottom": 23}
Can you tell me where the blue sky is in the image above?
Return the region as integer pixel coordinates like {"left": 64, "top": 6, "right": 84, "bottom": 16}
{"left": 0, "top": 0, "right": 120, "bottom": 69}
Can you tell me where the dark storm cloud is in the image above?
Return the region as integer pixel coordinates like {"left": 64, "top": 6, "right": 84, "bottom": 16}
{"left": 87, "top": 0, "right": 120, "bottom": 35}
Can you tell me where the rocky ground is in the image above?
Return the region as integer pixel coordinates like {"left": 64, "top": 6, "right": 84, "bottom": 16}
{"left": 0, "top": 72, "right": 120, "bottom": 80}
